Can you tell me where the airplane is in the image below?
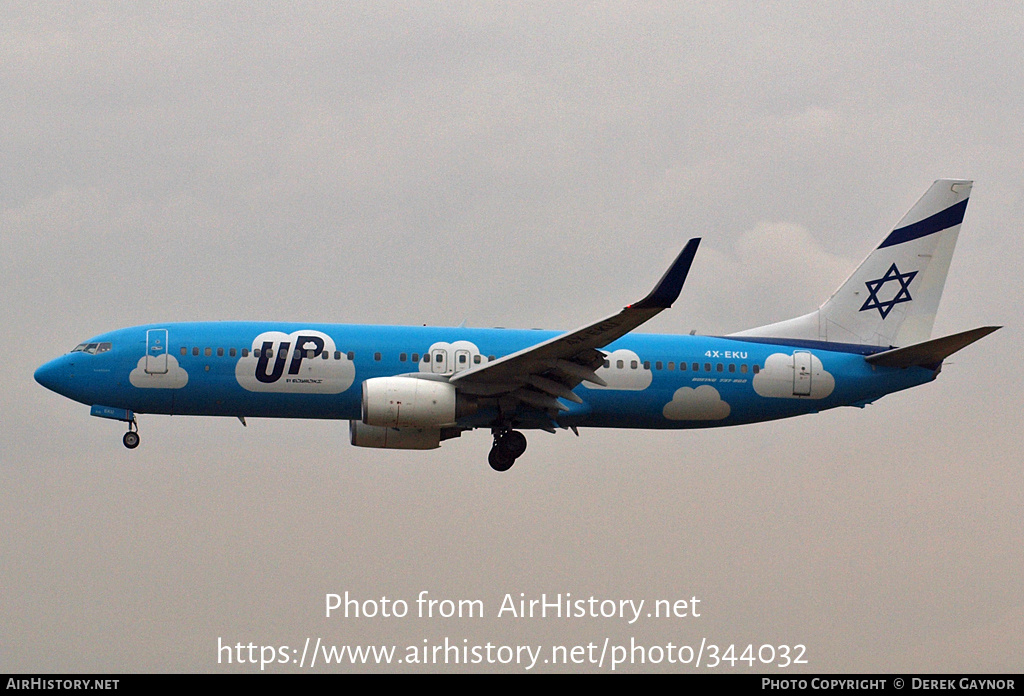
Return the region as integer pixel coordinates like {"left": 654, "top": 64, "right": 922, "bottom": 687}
{"left": 35, "top": 179, "right": 999, "bottom": 471}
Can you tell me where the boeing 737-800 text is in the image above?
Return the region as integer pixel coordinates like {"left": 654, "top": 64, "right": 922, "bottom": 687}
{"left": 35, "top": 180, "right": 999, "bottom": 471}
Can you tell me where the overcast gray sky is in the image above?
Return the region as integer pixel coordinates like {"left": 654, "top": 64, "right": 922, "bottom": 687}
{"left": 3, "top": 2, "right": 1021, "bottom": 673}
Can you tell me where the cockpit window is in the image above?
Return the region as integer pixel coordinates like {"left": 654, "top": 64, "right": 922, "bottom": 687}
{"left": 71, "top": 342, "right": 112, "bottom": 355}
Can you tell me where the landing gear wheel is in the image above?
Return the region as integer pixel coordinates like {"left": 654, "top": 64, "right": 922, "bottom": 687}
{"left": 488, "top": 445, "right": 515, "bottom": 472}
{"left": 488, "top": 429, "right": 527, "bottom": 471}
{"left": 500, "top": 430, "right": 528, "bottom": 459}
{"left": 123, "top": 431, "right": 140, "bottom": 449}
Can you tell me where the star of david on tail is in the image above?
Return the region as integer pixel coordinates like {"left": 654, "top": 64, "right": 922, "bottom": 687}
{"left": 859, "top": 263, "right": 918, "bottom": 319}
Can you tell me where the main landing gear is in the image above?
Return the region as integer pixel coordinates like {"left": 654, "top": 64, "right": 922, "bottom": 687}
{"left": 488, "top": 429, "right": 527, "bottom": 472}
{"left": 122, "top": 420, "right": 140, "bottom": 449}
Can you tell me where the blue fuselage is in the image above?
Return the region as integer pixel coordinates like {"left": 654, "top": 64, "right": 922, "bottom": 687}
{"left": 35, "top": 322, "right": 937, "bottom": 431}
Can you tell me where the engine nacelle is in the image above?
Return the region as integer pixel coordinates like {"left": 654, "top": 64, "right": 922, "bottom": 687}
{"left": 362, "top": 376, "right": 475, "bottom": 428}
{"left": 349, "top": 420, "right": 442, "bottom": 450}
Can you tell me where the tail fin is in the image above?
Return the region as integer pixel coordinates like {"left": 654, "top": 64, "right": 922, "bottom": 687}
{"left": 732, "top": 179, "right": 973, "bottom": 347}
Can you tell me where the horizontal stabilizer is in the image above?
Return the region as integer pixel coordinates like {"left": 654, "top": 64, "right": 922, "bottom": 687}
{"left": 864, "top": 326, "right": 1000, "bottom": 368}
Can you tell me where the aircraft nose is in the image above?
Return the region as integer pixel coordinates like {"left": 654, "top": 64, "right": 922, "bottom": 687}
{"left": 34, "top": 357, "right": 65, "bottom": 394}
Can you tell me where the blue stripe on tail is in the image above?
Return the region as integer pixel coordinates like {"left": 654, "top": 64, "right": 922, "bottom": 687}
{"left": 878, "top": 198, "right": 968, "bottom": 249}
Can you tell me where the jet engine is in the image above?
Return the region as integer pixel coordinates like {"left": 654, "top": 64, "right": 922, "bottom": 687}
{"left": 349, "top": 420, "right": 443, "bottom": 449}
{"left": 361, "top": 376, "right": 476, "bottom": 429}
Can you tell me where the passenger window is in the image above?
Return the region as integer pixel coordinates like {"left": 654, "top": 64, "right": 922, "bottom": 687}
{"left": 375, "top": 352, "right": 382, "bottom": 361}
{"left": 692, "top": 363, "right": 699, "bottom": 371}
{"left": 217, "top": 348, "right": 224, "bottom": 357}
{"left": 716, "top": 363, "right": 723, "bottom": 372}
{"left": 347, "top": 351, "right": 355, "bottom": 360}
{"left": 473, "top": 355, "right": 481, "bottom": 364}
{"left": 400, "top": 353, "right": 407, "bottom": 362}
{"left": 728, "top": 363, "right": 735, "bottom": 373}
{"left": 616, "top": 360, "right": 624, "bottom": 369}
{"left": 668, "top": 362, "right": 675, "bottom": 371}
{"left": 180, "top": 347, "right": 187, "bottom": 356}
{"left": 322, "top": 351, "right": 328, "bottom": 360}
{"left": 230, "top": 348, "right": 237, "bottom": 357}
{"left": 254, "top": 348, "right": 261, "bottom": 358}
{"left": 642, "top": 360, "right": 649, "bottom": 369}
{"left": 204, "top": 347, "right": 212, "bottom": 357}
{"left": 704, "top": 363, "right": 711, "bottom": 372}
{"left": 411, "top": 353, "right": 419, "bottom": 362}
{"left": 488, "top": 355, "right": 495, "bottom": 361}
{"left": 193, "top": 347, "right": 200, "bottom": 356}
{"left": 753, "top": 364, "right": 760, "bottom": 374}
{"left": 458, "top": 354, "right": 466, "bottom": 364}
{"left": 434, "top": 354, "right": 442, "bottom": 363}
{"left": 242, "top": 348, "right": 249, "bottom": 357}
{"left": 604, "top": 360, "right": 610, "bottom": 368}
{"left": 656, "top": 361, "right": 663, "bottom": 370}
{"left": 740, "top": 364, "right": 748, "bottom": 373}
{"left": 334, "top": 351, "right": 341, "bottom": 360}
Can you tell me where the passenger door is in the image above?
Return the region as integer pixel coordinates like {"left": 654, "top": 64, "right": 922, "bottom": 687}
{"left": 145, "top": 329, "right": 168, "bottom": 374}
{"left": 793, "top": 351, "right": 812, "bottom": 396}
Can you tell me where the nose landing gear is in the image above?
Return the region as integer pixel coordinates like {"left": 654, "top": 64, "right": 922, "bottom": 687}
{"left": 88, "top": 405, "right": 141, "bottom": 449}
{"left": 488, "top": 429, "right": 527, "bottom": 472}
{"left": 122, "top": 419, "right": 140, "bottom": 449}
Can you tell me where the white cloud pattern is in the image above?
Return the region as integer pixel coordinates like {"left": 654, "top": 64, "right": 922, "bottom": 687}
{"left": 583, "top": 349, "right": 653, "bottom": 391}
{"left": 129, "top": 355, "right": 189, "bottom": 389}
{"left": 235, "top": 330, "right": 355, "bottom": 393}
{"left": 418, "top": 341, "right": 483, "bottom": 374}
{"left": 753, "top": 352, "right": 835, "bottom": 399}
{"left": 663, "top": 385, "right": 731, "bottom": 420}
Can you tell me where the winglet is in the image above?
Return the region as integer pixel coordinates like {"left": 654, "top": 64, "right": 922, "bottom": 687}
{"left": 631, "top": 238, "right": 701, "bottom": 310}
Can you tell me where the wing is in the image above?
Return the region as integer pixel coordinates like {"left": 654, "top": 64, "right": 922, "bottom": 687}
{"left": 450, "top": 239, "right": 701, "bottom": 416}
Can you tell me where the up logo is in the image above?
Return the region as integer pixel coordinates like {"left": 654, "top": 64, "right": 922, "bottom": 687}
{"left": 235, "top": 330, "right": 355, "bottom": 394}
